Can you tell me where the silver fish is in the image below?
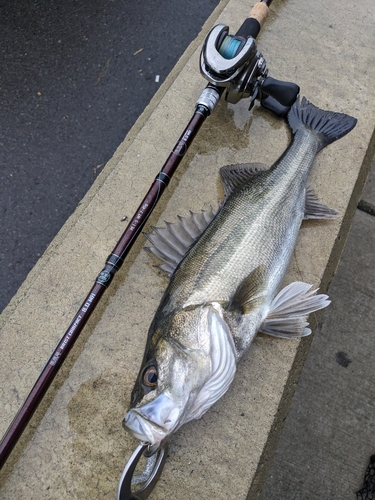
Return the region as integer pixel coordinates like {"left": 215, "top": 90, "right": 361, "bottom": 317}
{"left": 123, "top": 97, "right": 356, "bottom": 450}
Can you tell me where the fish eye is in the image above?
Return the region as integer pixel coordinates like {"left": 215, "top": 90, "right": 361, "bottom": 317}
{"left": 143, "top": 366, "right": 158, "bottom": 387}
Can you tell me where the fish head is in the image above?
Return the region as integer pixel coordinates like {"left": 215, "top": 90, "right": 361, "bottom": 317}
{"left": 123, "top": 304, "right": 237, "bottom": 448}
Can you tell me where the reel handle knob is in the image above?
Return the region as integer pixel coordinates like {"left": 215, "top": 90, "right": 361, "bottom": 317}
{"left": 260, "top": 95, "right": 291, "bottom": 117}
{"left": 260, "top": 76, "right": 300, "bottom": 107}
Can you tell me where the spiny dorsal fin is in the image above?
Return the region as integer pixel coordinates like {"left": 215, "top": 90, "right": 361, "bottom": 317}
{"left": 220, "top": 163, "right": 267, "bottom": 198}
{"left": 304, "top": 185, "right": 338, "bottom": 220}
{"left": 144, "top": 206, "right": 218, "bottom": 277}
{"left": 259, "top": 281, "right": 330, "bottom": 338}
{"left": 227, "top": 266, "right": 267, "bottom": 314}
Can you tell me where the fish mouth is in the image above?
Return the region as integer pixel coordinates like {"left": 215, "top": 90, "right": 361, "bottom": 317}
{"left": 123, "top": 393, "right": 181, "bottom": 446}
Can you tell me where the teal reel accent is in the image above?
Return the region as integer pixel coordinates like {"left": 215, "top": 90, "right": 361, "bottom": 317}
{"left": 219, "top": 35, "right": 244, "bottom": 59}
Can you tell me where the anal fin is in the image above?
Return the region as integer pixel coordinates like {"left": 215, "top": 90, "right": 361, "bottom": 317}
{"left": 260, "top": 282, "right": 330, "bottom": 338}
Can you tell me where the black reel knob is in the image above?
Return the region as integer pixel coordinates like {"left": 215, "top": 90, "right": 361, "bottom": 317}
{"left": 260, "top": 76, "right": 299, "bottom": 107}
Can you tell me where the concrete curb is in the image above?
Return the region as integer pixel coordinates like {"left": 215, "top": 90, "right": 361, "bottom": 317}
{"left": 1, "top": 1, "right": 374, "bottom": 498}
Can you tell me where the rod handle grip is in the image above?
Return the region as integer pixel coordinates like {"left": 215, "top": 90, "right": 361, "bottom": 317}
{"left": 248, "top": 2, "right": 270, "bottom": 28}
{"left": 236, "top": 2, "right": 270, "bottom": 39}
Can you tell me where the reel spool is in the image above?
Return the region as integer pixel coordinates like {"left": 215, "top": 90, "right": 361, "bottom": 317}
{"left": 219, "top": 35, "right": 246, "bottom": 60}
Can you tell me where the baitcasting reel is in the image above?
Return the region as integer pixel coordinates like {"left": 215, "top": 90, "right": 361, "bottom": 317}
{"left": 198, "top": 23, "right": 299, "bottom": 116}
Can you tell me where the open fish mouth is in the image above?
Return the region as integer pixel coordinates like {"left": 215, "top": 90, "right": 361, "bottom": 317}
{"left": 123, "top": 394, "right": 181, "bottom": 446}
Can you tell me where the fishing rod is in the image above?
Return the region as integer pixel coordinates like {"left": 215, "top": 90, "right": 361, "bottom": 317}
{"left": 0, "top": 0, "right": 299, "bottom": 473}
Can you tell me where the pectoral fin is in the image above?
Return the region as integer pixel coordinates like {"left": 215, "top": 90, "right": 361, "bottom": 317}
{"left": 260, "top": 282, "right": 330, "bottom": 338}
{"left": 227, "top": 266, "right": 267, "bottom": 314}
{"left": 304, "top": 186, "right": 338, "bottom": 220}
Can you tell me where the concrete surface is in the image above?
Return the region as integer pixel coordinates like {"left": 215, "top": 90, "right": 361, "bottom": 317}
{"left": 1, "top": 1, "right": 374, "bottom": 499}
{"left": 259, "top": 180, "right": 375, "bottom": 499}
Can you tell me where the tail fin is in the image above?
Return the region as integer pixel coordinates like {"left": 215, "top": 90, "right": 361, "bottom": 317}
{"left": 287, "top": 96, "right": 357, "bottom": 151}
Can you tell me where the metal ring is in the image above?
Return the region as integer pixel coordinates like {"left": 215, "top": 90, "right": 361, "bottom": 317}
{"left": 117, "top": 442, "right": 169, "bottom": 500}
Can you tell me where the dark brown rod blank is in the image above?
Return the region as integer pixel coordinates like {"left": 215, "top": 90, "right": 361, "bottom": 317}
{"left": 0, "top": 106, "right": 212, "bottom": 470}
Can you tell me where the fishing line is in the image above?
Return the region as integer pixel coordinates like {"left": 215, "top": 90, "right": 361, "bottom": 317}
{"left": 219, "top": 35, "right": 244, "bottom": 59}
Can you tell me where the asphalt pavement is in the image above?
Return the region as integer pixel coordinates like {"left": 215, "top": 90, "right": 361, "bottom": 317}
{"left": 0, "top": 0, "right": 220, "bottom": 312}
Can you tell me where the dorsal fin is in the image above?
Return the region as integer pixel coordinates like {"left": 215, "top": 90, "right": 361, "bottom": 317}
{"left": 144, "top": 206, "right": 218, "bottom": 276}
{"left": 220, "top": 163, "right": 267, "bottom": 198}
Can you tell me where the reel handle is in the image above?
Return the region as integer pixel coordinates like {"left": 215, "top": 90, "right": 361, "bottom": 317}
{"left": 260, "top": 76, "right": 300, "bottom": 108}
{"left": 260, "top": 95, "right": 291, "bottom": 117}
